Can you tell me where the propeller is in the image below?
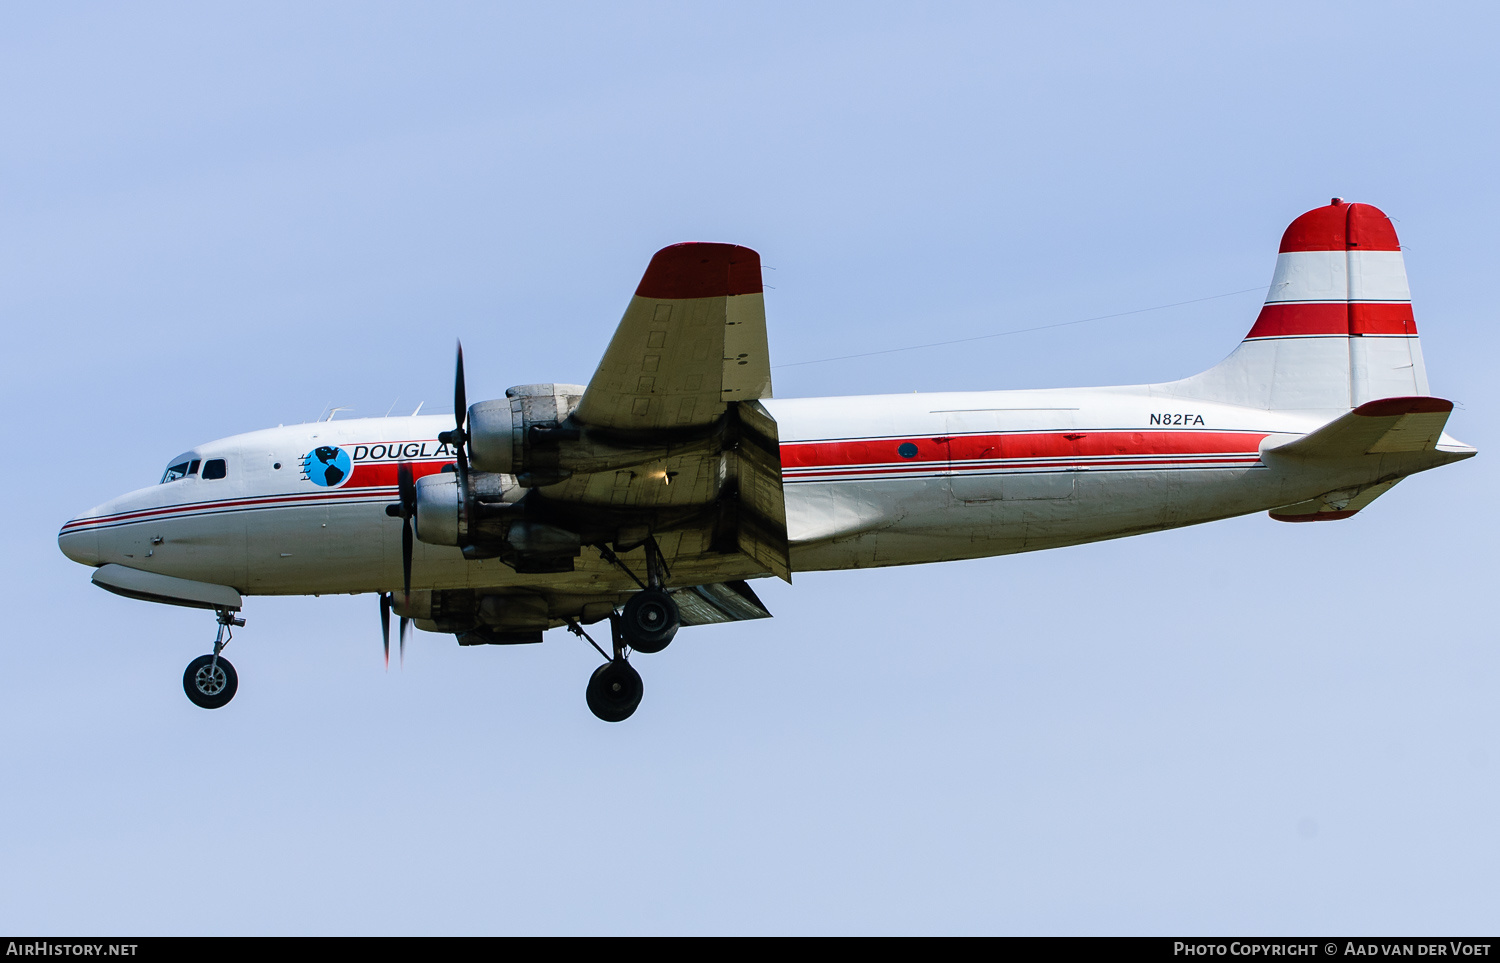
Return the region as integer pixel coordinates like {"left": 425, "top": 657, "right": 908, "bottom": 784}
{"left": 438, "top": 340, "right": 471, "bottom": 484}
{"left": 383, "top": 460, "right": 418, "bottom": 667}
{"left": 379, "top": 592, "right": 411, "bottom": 669}
{"left": 380, "top": 342, "right": 470, "bottom": 669}
{"left": 380, "top": 591, "right": 390, "bottom": 664}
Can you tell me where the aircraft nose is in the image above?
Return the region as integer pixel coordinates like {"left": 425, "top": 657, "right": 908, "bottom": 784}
{"left": 58, "top": 517, "right": 101, "bottom": 566}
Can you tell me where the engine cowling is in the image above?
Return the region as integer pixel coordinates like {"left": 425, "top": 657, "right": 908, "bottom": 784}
{"left": 413, "top": 472, "right": 461, "bottom": 545}
{"left": 412, "top": 470, "right": 523, "bottom": 546}
{"left": 468, "top": 383, "right": 584, "bottom": 479}
{"left": 467, "top": 381, "right": 724, "bottom": 485}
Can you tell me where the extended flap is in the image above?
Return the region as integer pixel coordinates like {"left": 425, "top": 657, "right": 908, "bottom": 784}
{"left": 672, "top": 580, "right": 774, "bottom": 625}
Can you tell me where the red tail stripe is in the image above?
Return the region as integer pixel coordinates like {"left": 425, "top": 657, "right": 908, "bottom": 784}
{"left": 635, "top": 242, "right": 763, "bottom": 299}
{"left": 1279, "top": 201, "right": 1401, "bottom": 253}
{"left": 1245, "top": 302, "right": 1416, "bottom": 339}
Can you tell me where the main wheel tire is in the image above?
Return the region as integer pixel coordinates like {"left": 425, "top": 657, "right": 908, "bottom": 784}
{"left": 183, "top": 654, "right": 238, "bottom": 709}
{"left": 585, "top": 660, "right": 644, "bottom": 722}
{"left": 620, "top": 588, "right": 679, "bottom": 653}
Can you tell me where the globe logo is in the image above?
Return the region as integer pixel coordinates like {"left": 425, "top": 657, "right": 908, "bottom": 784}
{"left": 304, "top": 446, "right": 353, "bottom": 487}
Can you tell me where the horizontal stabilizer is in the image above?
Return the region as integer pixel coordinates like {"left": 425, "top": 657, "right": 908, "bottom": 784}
{"left": 1270, "top": 478, "right": 1402, "bottom": 522}
{"left": 672, "top": 580, "right": 772, "bottom": 626}
{"left": 1266, "top": 396, "right": 1454, "bottom": 460}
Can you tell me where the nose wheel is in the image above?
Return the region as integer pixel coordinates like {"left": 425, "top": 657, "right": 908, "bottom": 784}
{"left": 183, "top": 608, "right": 244, "bottom": 710}
{"left": 183, "top": 654, "right": 238, "bottom": 709}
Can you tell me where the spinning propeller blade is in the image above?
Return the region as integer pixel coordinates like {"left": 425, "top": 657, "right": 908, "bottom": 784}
{"left": 454, "top": 341, "right": 467, "bottom": 443}
{"left": 380, "top": 342, "right": 472, "bottom": 671}
{"left": 383, "top": 462, "right": 419, "bottom": 667}
{"left": 439, "top": 341, "right": 471, "bottom": 479}
{"left": 379, "top": 591, "right": 412, "bottom": 669}
{"left": 396, "top": 461, "right": 416, "bottom": 599}
{"left": 380, "top": 592, "right": 392, "bottom": 669}
{"left": 381, "top": 588, "right": 393, "bottom": 663}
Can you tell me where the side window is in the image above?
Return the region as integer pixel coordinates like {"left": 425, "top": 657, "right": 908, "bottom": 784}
{"left": 202, "top": 459, "right": 228, "bottom": 480}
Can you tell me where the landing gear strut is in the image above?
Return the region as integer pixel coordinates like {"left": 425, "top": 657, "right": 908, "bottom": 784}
{"left": 567, "top": 537, "right": 683, "bottom": 723}
{"left": 599, "top": 537, "right": 680, "bottom": 654}
{"left": 183, "top": 608, "right": 243, "bottom": 710}
{"left": 568, "top": 613, "right": 646, "bottom": 723}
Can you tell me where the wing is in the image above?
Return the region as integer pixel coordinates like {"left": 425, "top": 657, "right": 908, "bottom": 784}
{"left": 527, "top": 242, "right": 790, "bottom": 582}
{"left": 573, "top": 242, "right": 771, "bottom": 430}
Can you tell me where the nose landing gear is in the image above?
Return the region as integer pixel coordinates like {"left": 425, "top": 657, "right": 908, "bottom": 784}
{"left": 183, "top": 608, "right": 244, "bottom": 710}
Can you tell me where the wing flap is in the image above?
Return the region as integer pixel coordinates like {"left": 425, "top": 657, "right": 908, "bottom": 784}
{"left": 672, "top": 579, "right": 773, "bottom": 626}
{"left": 732, "top": 400, "right": 791, "bottom": 581}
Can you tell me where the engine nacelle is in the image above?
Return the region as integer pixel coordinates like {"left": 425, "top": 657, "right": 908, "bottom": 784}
{"left": 468, "top": 383, "right": 584, "bottom": 480}
{"left": 413, "top": 472, "right": 462, "bottom": 545}
{"left": 413, "top": 470, "right": 522, "bottom": 546}
{"left": 394, "top": 589, "right": 548, "bottom": 631}
{"left": 392, "top": 589, "right": 556, "bottom": 645}
{"left": 467, "top": 381, "right": 725, "bottom": 485}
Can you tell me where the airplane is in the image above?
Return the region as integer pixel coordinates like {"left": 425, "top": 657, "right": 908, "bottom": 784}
{"left": 57, "top": 199, "right": 1476, "bottom": 721}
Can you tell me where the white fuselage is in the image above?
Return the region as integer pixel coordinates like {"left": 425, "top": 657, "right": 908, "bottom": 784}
{"left": 58, "top": 383, "right": 1454, "bottom": 600}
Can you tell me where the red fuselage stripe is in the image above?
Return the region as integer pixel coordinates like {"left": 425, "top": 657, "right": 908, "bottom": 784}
{"left": 65, "top": 431, "right": 1270, "bottom": 532}
{"left": 781, "top": 430, "right": 1267, "bottom": 470}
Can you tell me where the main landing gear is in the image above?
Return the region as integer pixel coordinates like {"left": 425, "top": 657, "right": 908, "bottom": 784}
{"left": 573, "top": 613, "right": 657, "bottom": 723}
{"left": 183, "top": 608, "right": 244, "bottom": 710}
{"left": 570, "top": 538, "right": 681, "bottom": 723}
{"left": 620, "top": 588, "right": 677, "bottom": 654}
{"left": 586, "top": 650, "right": 644, "bottom": 723}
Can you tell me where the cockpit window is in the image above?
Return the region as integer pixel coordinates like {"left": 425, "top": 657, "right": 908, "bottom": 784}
{"left": 202, "top": 459, "right": 227, "bottom": 480}
{"left": 160, "top": 455, "right": 201, "bottom": 484}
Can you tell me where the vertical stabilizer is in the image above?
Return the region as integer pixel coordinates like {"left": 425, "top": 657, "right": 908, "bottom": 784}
{"left": 1167, "top": 200, "right": 1428, "bottom": 413}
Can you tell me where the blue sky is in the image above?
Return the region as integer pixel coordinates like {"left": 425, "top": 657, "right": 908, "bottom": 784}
{"left": 3, "top": 2, "right": 1496, "bottom": 934}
